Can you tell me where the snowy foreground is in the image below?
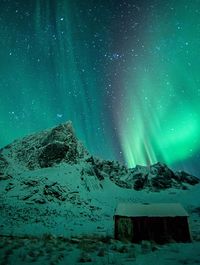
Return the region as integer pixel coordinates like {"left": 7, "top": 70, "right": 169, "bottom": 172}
{"left": 0, "top": 122, "right": 200, "bottom": 264}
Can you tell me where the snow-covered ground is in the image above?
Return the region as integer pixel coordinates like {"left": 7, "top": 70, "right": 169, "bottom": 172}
{"left": 1, "top": 234, "right": 200, "bottom": 265}
{"left": 1, "top": 163, "right": 200, "bottom": 265}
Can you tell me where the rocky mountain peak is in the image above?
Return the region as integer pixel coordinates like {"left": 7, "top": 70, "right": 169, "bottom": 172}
{"left": 0, "top": 121, "right": 89, "bottom": 174}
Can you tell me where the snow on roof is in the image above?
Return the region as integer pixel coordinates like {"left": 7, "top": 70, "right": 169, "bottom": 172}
{"left": 115, "top": 203, "right": 189, "bottom": 217}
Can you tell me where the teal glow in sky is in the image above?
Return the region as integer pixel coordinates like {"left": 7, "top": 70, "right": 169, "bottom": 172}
{"left": 118, "top": 0, "right": 200, "bottom": 172}
{"left": 0, "top": 0, "right": 200, "bottom": 175}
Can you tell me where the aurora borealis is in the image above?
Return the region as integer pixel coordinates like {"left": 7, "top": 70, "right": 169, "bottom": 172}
{"left": 0, "top": 0, "right": 200, "bottom": 175}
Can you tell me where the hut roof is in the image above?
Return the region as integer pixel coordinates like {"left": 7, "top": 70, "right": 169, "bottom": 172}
{"left": 115, "top": 203, "right": 189, "bottom": 217}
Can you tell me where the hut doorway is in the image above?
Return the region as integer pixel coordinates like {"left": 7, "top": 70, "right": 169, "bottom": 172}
{"left": 117, "top": 217, "right": 133, "bottom": 241}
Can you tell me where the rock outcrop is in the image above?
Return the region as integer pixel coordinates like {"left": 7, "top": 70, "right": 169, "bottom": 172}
{"left": 106, "top": 162, "right": 199, "bottom": 191}
{"left": 0, "top": 121, "right": 89, "bottom": 172}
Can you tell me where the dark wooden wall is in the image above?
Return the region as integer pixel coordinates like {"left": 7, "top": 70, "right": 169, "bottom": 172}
{"left": 115, "top": 215, "right": 191, "bottom": 243}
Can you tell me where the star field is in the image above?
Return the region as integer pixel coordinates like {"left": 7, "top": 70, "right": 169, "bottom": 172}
{"left": 0, "top": 0, "right": 200, "bottom": 175}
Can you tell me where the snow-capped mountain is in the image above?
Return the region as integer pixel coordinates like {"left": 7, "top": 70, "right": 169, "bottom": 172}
{"left": 0, "top": 121, "right": 199, "bottom": 190}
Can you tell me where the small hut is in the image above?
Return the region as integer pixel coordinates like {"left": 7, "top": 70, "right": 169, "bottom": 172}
{"left": 114, "top": 203, "right": 191, "bottom": 243}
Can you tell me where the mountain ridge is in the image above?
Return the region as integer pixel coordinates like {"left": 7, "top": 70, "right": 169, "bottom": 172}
{"left": 0, "top": 121, "right": 199, "bottom": 191}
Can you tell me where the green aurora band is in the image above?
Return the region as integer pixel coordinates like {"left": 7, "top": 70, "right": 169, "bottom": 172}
{"left": 119, "top": 0, "right": 200, "bottom": 167}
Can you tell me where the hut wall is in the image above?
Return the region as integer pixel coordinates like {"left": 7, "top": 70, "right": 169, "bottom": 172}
{"left": 115, "top": 216, "right": 191, "bottom": 243}
{"left": 132, "top": 217, "right": 191, "bottom": 243}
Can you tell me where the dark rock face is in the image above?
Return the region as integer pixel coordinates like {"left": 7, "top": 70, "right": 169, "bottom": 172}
{"left": 134, "top": 176, "right": 147, "bottom": 190}
{"left": 0, "top": 155, "right": 10, "bottom": 180}
{"left": 86, "top": 157, "right": 128, "bottom": 182}
{"left": 39, "top": 142, "right": 69, "bottom": 167}
{"left": 152, "top": 162, "right": 176, "bottom": 179}
{"left": 151, "top": 176, "right": 172, "bottom": 189}
{"left": 43, "top": 182, "right": 68, "bottom": 201}
{"left": 40, "top": 123, "right": 82, "bottom": 164}
{"left": 175, "top": 171, "right": 199, "bottom": 185}
{"left": 41, "top": 124, "right": 70, "bottom": 145}
{"left": 0, "top": 155, "right": 8, "bottom": 172}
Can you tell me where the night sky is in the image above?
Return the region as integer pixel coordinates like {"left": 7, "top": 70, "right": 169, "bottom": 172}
{"left": 0, "top": 0, "right": 200, "bottom": 175}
